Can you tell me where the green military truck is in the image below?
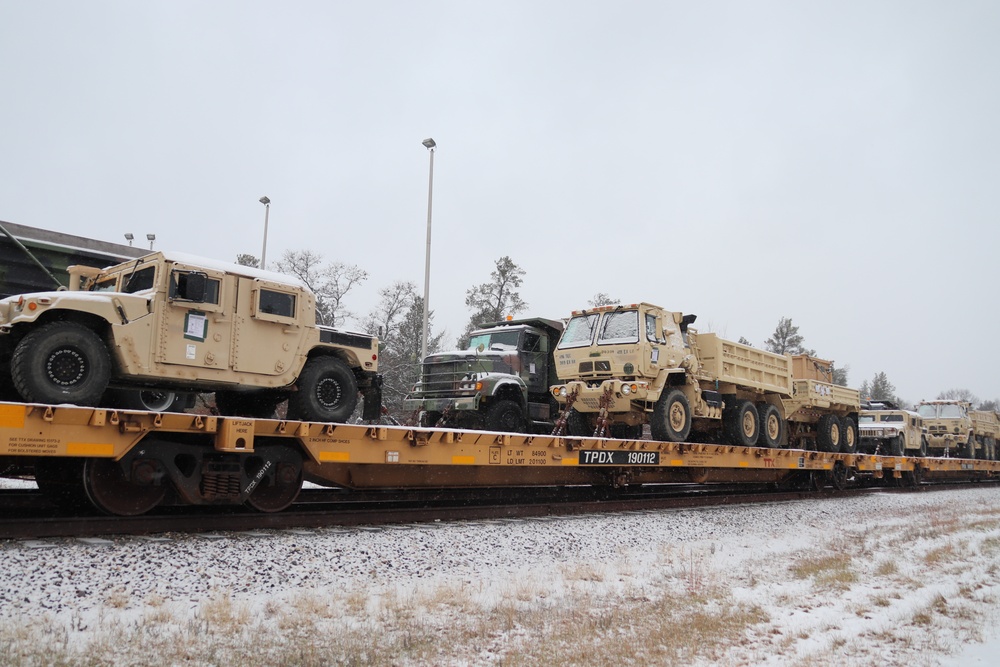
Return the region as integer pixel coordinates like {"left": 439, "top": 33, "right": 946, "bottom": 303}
{"left": 404, "top": 317, "right": 563, "bottom": 433}
{"left": 0, "top": 251, "right": 382, "bottom": 422}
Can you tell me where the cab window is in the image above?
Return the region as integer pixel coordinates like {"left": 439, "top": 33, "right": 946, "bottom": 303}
{"left": 170, "top": 272, "right": 220, "bottom": 304}
{"left": 258, "top": 289, "right": 296, "bottom": 318}
{"left": 123, "top": 266, "right": 156, "bottom": 293}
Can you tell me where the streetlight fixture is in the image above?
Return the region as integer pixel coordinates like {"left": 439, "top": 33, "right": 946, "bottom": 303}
{"left": 420, "top": 138, "right": 436, "bottom": 362}
{"left": 146, "top": 233, "right": 156, "bottom": 250}
{"left": 124, "top": 233, "right": 134, "bottom": 246}
{"left": 259, "top": 196, "right": 271, "bottom": 270}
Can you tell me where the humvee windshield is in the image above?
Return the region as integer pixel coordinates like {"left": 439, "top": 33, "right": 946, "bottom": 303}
{"left": 467, "top": 329, "right": 520, "bottom": 352}
{"left": 558, "top": 314, "right": 599, "bottom": 349}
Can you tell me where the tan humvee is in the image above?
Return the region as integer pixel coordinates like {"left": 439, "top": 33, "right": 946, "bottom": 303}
{"left": 550, "top": 303, "right": 860, "bottom": 451}
{"left": 915, "top": 400, "right": 999, "bottom": 460}
{"left": 858, "top": 401, "right": 929, "bottom": 456}
{"left": 0, "top": 251, "right": 381, "bottom": 421}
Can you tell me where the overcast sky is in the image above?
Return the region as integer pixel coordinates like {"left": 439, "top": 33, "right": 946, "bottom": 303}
{"left": 2, "top": 1, "right": 998, "bottom": 404}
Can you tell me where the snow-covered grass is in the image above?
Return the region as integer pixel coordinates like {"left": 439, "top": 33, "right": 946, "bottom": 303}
{"left": 1, "top": 487, "right": 999, "bottom": 665}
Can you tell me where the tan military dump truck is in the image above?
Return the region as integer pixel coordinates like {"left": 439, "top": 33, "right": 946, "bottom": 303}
{"left": 550, "top": 303, "right": 860, "bottom": 451}
{"left": 915, "top": 400, "right": 999, "bottom": 459}
{"left": 0, "top": 251, "right": 381, "bottom": 422}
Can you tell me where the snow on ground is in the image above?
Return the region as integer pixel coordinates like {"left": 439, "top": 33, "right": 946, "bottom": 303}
{"left": 1, "top": 483, "right": 999, "bottom": 665}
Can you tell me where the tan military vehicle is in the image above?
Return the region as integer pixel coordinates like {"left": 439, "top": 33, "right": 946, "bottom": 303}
{"left": 0, "top": 251, "right": 381, "bottom": 422}
{"left": 857, "top": 400, "right": 928, "bottom": 456}
{"left": 915, "top": 400, "right": 999, "bottom": 459}
{"left": 550, "top": 303, "right": 860, "bottom": 451}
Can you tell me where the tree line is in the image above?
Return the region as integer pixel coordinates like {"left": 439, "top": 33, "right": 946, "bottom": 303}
{"left": 238, "top": 251, "right": 999, "bottom": 420}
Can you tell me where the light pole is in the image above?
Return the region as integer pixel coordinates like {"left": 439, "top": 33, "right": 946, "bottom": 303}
{"left": 420, "top": 138, "right": 436, "bottom": 362}
{"left": 124, "top": 233, "right": 134, "bottom": 246}
{"left": 146, "top": 233, "right": 156, "bottom": 250}
{"left": 259, "top": 196, "right": 271, "bottom": 269}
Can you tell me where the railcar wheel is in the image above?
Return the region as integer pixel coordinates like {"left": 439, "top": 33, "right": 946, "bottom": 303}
{"left": 244, "top": 451, "right": 303, "bottom": 513}
{"left": 484, "top": 400, "right": 526, "bottom": 433}
{"left": 816, "top": 415, "right": 842, "bottom": 453}
{"left": 756, "top": 403, "right": 784, "bottom": 449}
{"left": 82, "top": 458, "right": 166, "bottom": 516}
{"left": 829, "top": 461, "right": 849, "bottom": 491}
{"left": 11, "top": 321, "right": 112, "bottom": 406}
{"left": 287, "top": 356, "right": 358, "bottom": 423}
{"left": 566, "top": 408, "right": 592, "bottom": 437}
{"left": 650, "top": 389, "right": 692, "bottom": 442}
{"left": 723, "top": 400, "right": 758, "bottom": 447}
{"left": 840, "top": 417, "right": 858, "bottom": 454}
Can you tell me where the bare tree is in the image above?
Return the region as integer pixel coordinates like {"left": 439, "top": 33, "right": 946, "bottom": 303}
{"left": 274, "top": 250, "right": 368, "bottom": 326}
{"left": 937, "top": 388, "right": 980, "bottom": 406}
{"left": 588, "top": 293, "right": 619, "bottom": 307}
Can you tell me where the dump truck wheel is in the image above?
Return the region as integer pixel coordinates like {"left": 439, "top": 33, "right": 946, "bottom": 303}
{"left": 756, "top": 403, "right": 784, "bottom": 449}
{"left": 723, "top": 400, "right": 758, "bottom": 447}
{"left": 484, "top": 400, "right": 526, "bottom": 433}
{"left": 12, "top": 321, "right": 111, "bottom": 406}
{"left": 287, "top": 356, "right": 358, "bottom": 423}
{"left": 816, "top": 414, "right": 842, "bottom": 452}
{"left": 963, "top": 435, "right": 976, "bottom": 460}
{"left": 565, "top": 408, "right": 592, "bottom": 437}
{"left": 650, "top": 389, "right": 691, "bottom": 442}
{"left": 840, "top": 417, "right": 858, "bottom": 454}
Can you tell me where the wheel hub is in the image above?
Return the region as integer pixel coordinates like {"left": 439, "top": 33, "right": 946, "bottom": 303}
{"left": 316, "top": 378, "right": 343, "bottom": 409}
{"left": 46, "top": 348, "right": 86, "bottom": 386}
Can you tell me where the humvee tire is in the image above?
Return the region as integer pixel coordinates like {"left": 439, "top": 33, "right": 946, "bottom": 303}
{"left": 287, "top": 356, "right": 358, "bottom": 423}
{"left": 11, "top": 321, "right": 111, "bottom": 406}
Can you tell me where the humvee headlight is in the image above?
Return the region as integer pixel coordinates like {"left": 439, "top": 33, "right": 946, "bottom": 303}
{"left": 621, "top": 384, "right": 631, "bottom": 395}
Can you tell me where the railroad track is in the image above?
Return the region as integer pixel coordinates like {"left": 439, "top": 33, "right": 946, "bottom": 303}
{"left": 0, "top": 480, "right": 985, "bottom": 540}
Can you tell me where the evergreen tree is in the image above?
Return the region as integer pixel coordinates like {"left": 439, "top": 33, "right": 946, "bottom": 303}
{"left": 236, "top": 253, "right": 260, "bottom": 268}
{"left": 869, "top": 372, "right": 896, "bottom": 401}
{"left": 764, "top": 317, "right": 815, "bottom": 356}
{"left": 458, "top": 256, "right": 527, "bottom": 346}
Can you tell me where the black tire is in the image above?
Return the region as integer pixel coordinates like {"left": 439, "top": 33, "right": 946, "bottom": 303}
{"left": 840, "top": 417, "right": 858, "bottom": 454}
{"left": 816, "top": 414, "right": 842, "bottom": 453}
{"left": 11, "top": 321, "right": 111, "bottom": 406}
{"left": 484, "top": 399, "right": 526, "bottom": 433}
{"left": 610, "top": 423, "right": 644, "bottom": 440}
{"left": 419, "top": 411, "right": 442, "bottom": 428}
{"left": 963, "top": 435, "right": 976, "bottom": 460}
{"left": 650, "top": 389, "right": 692, "bottom": 442}
{"left": 215, "top": 390, "right": 283, "bottom": 419}
{"left": 890, "top": 434, "right": 904, "bottom": 457}
{"left": 918, "top": 436, "right": 929, "bottom": 458}
{"left": 566, "top": 408, "right": 592, "bottom": 437}
{"left": 756, "top": 403, "right": 784, "bottom": 449}
{"left": 723, "top": 400, "right": 758, "bottom": 447}
{"left": 287, "top": 356, "right": 358, "bottom": 423}
{"left": 106, "top": 388, "right": 180, "bottom": 412}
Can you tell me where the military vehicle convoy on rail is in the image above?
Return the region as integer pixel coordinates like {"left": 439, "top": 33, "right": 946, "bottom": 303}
{"left": 857, "top": 400, "right": 929, "bottom": 456}
{"left": 404, "top": 317, "right": 563, "bottom": 433}
{"left": 550, "top": 303, "right": 860, "bottom": 451}
{"left": 0, "top": 251, "right": 382, "bottom": 422}
{"left": 916, "top": 400, "right": 1000, "bottom": 459}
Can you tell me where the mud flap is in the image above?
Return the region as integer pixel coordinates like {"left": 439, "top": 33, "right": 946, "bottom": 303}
{"left": 361, "top": 373, "right": 384, "bottom": 421}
